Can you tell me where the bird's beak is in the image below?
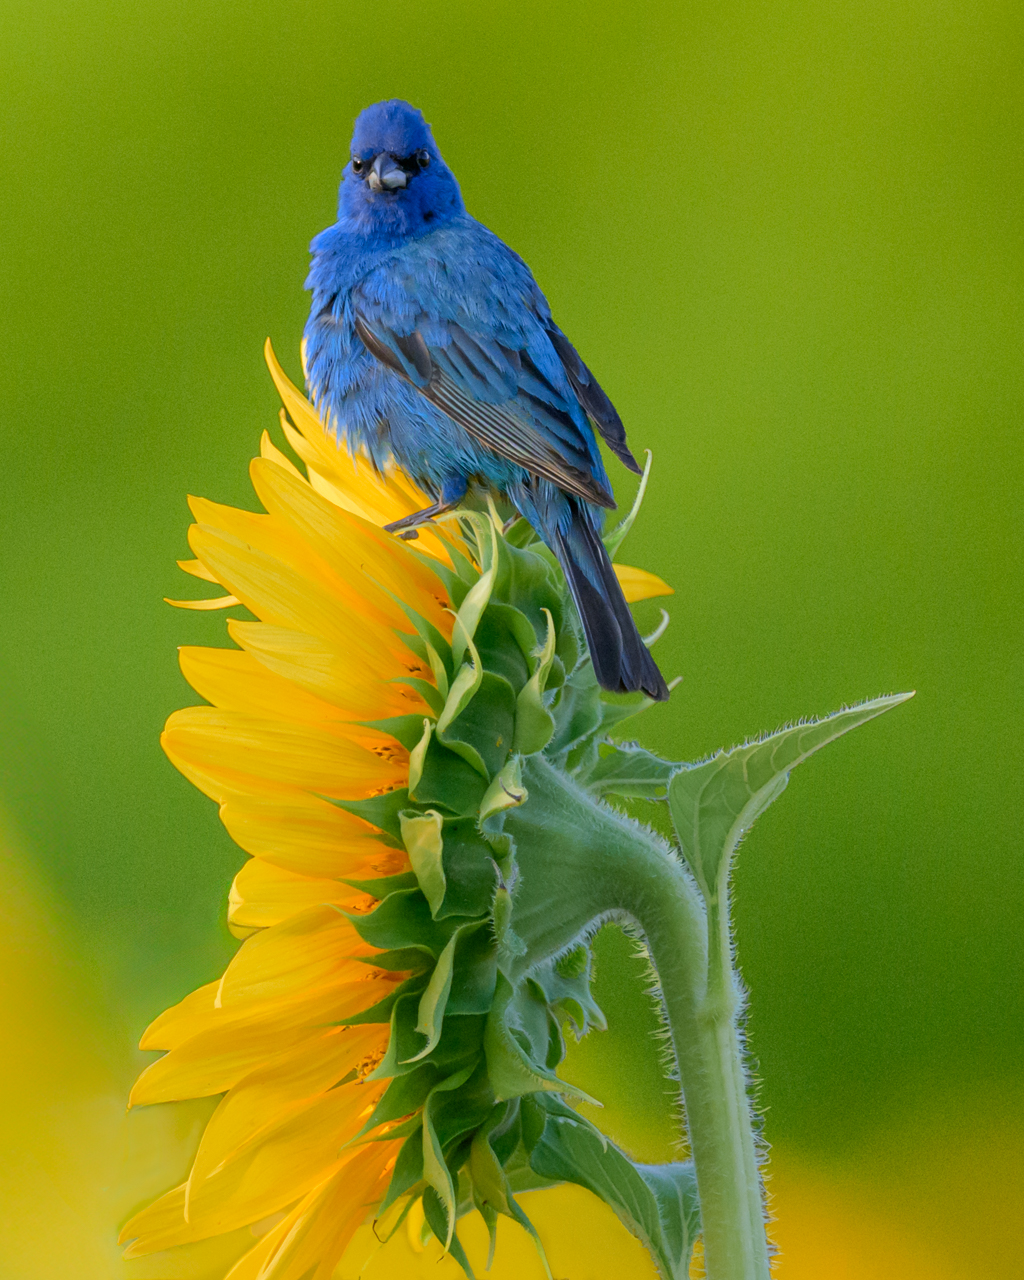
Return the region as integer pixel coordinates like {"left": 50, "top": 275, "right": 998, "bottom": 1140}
{"left": 367, "top": 153, "right": 407, "bottom": 192}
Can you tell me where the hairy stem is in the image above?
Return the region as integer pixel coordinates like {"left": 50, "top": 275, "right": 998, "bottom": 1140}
{"left": 507, "top": 756, "right": 771, "bottom": 1280}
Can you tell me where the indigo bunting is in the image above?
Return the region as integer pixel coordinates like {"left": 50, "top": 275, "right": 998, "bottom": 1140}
{"left": 304, "top": 99, "right": 668, "bottom": 700}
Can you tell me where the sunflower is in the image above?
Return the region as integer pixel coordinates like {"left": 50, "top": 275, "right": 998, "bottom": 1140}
{"left": 120, "top": 342, "right": 674, "bottom": 1280}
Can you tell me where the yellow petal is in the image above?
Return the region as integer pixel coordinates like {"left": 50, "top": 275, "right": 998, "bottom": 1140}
{"left": 247, "top": 1142, "right": 397, "bottom": 1280}
{"left": 218, "top": 792, "right": 407, "bottom": 879}
{"left": 227, "top": 620, "right": 429, "bottom": 719}
{"left": 129, "top": 974, "right": 397, "bottom": 1106}
{"left": 165, "top": 594, "right": 242, "bottom": 610}
{"left": 179, "top": 646, "right": 357, "bottom": 727}
{"left": 119, "top": 1181, "right": 189, "bottom": 1253}
{"left": 140, "top": 981, "right": 219, "bottom": 1051}
{"left": 217, "top": 904, "right": 375, "bottom": 1008}
{"left": 250, "top": 456, "right": 452, "bottom": 634}
{"left": 612, "top": 562, "right": 675, "bottom": 603}
{"left": 220, "top": 1141, "right": 396, "bottom": 1280}
{"left": 228, "top": 858, "right": 373, "bottom": 929}
{"left": 187, "top": 524, "right": 412, "bottom": 672}
{"left": 182, "top": 1082, "right": 384, "bottom": 1239}
{"left": 259, "top": 429, "right": 306, "bottom": 480}
{"left": 178, "top": 557, "right": 220, "bottom": 582}
{"left": 188, "top": 1023, "right": 387, "bottom": 1190}
{"left": 263, "top": 341, "right": 459, "bottom": 565}
{"left": 161, "top": 707, "right": 406, "bottom": 800}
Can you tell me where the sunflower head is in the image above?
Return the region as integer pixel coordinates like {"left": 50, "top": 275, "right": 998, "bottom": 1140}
{"left": 121, "top": 342, "right": 676, "bottom": 1279}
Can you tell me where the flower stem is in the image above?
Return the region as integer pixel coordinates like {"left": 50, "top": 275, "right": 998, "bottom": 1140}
{"left": 507, "top": 757, "right": 771, "bottom": 1280}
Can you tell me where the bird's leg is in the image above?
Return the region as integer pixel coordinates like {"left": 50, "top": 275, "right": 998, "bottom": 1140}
{"left": 383, "top": 477, "right": 468, "bottom": 540}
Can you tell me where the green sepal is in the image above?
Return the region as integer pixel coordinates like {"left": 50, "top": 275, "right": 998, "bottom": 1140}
{"left": 444, "top": 921, "right": 498, "bottom": 1015}
{"left": 668, "top": 692, "right": 914, "bottom": 902}
{"left": 513, "top": 607, "right": 556, "bottom": 754}
{"left": 479, "top": 756, "right": 527, "bottom": 830}
{"left": 368, "top": 991, "right": 485, "bottom": 1080}
{"left": 449, "top": 513, "right": 499, "bottom": 670}
{"left": 529, "top": 1109, "right": 700, "bottom": 1280}
{"left": 367, "top": 992, "right": 429, "bottom": 1079}
{"left": 483, "top": 973, "right": 597, "bottom": 1104}
{"left": 364, "top": 714, "right": 439, "bottom": 752}
{"left": 469, "top": 1112, "right": 553, "bottom": 1280}
{"left": 326, "top": 788, "right": 409, "bottom": 845}
{"left": 358, "top": 945, "right": 434, "bottom": 973}
{"left": 421, "top": 1187, "right": 476, "bottom": 1278}
{"left": 340, "top": 870, "right": 419, "bottom": 898}
{"left": 503, "top": 516, "right": 536, "bottom": 548}
{"left": 436, "top": 619, "right": 519, "bottom": 781}
{"left": 547, "top": 665, "right": 603, "bottom": 763}
{"left": 362, "top": 1063, "right": 441, "bottom": 1134}
{"left": 390, "top": 596, "right": 454, "bottom": 682}
{"left": 407, "top": 928, "right": 462, "bottom": 1062}
{"left": 400, "top": 809, "right": 446, "bottom": 917}
{"left": 408, "top": 731, "right": 489, "bottom": 815}
{"left": 491, "top": 883, "right": 527, "bottom": 967}
{"left": 472, "top": 604, "right": 533, "bottom": 691}
{"left": 378, "top": 1129, "right": 425, "bottom": 1214}
{"left": 434, "top": 820, "right": 498, "bottom": 920}
{"left": 603, "top": 449, "right": 652, "bottom": 558}
{"left": 407, "top": 719, "right": 433, "bottom": 795}
{"left": 391, "top": 676, "right": 445, "bottom": 716}
{"left": 422, "top": 1064, "right": 479, "bottom": 1249}
{"left": 531, "top": 949, "right": 607, "bottom": 1036}
{"left": 350, "top": 887, "right": 465, "bottom": 956}
{"left": 582, "top": 741, "right": 679, "bottom": 799}
{"left": 338, "top": 971, "right": 429, "bottom": 1026}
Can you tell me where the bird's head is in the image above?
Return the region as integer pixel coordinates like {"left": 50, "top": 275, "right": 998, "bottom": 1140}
{"left": 337, "top": 100, "right": 464, "bottom": 241}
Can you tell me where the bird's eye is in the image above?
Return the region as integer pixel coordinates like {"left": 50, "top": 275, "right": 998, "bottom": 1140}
{"left": 351, "top": 157, "right": 364, "bottom": 174}
{"left": 415, "top": 149, "right": 431, "bottom": 170}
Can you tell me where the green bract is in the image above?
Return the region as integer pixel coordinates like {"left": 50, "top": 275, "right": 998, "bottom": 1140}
{"left": 333, "top": 508, "right": 911, "bottom": 1280}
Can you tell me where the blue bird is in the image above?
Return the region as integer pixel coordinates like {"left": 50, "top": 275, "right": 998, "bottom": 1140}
{"left": 303, "top": 99, "right": 668, "bottom": 700}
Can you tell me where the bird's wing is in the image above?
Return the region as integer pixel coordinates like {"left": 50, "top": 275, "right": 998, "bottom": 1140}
{"left": 353, "top": 293, "right": 617, "bottom": 509}
{"left": 545, "top": 326, "right": 641, "bottom": 475}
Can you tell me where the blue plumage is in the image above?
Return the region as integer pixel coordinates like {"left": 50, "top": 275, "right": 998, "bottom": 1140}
{"left": 304, "top": 99, "right": 668, "bottom": 700}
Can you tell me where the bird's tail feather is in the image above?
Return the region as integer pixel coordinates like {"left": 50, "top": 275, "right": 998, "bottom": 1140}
{"left": 548, "top": 512, "right": 670, "bottom": 701}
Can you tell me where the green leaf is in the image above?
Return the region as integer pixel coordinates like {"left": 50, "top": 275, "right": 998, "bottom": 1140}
{"left": 513, "top": 607, "right": 557, "bottom": 754}
{"left": 400, "top": 809, "right": 447, "bottom": 917}
{"left": 668, "top": 692, "right": 914, "bottom": 901}
{"left": 529, "top": 1112, "right": 699, "bottom": 1280}
{"left": 582, "top": 742, "right": 679, "bottom": 799}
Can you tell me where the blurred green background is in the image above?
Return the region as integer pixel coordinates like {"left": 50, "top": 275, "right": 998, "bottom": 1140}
{"left": 1, "top": 0, "right": 1021, "bottom": 1275}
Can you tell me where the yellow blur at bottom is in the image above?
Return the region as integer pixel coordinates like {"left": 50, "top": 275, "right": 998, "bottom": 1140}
{"left": 2, "top": 830, "right": 1021, "bottom": 1280}
{"left": 338, "top": 1183, "right": 657, "bottom": 1280}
